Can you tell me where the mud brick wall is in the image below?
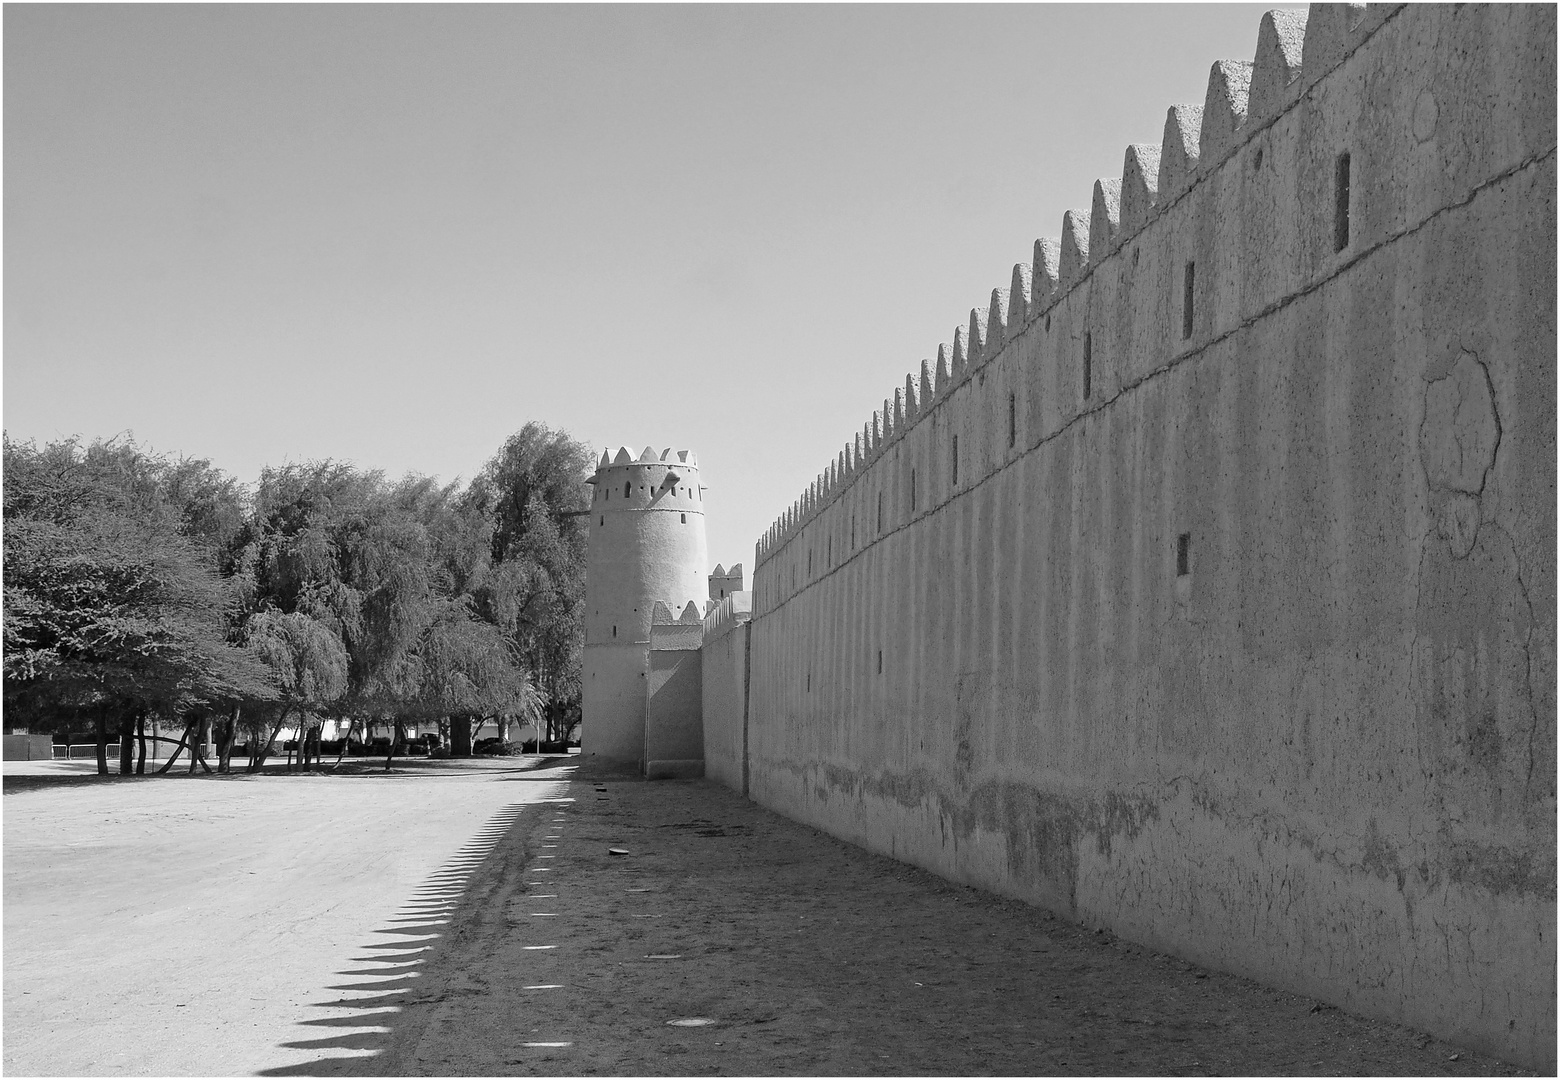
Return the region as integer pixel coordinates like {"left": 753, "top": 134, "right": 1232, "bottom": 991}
{"left": 701, "top": 593, "right": 753, "bottom": 795}
{"left": 740, "top": 5, "right": 1556, "bottom": 1068}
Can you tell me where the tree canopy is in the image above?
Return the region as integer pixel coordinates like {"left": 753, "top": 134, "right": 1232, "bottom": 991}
{"left": 3, "top": 435, "right": 277, "bottom": 728}
{"left": 3, "top": 422, "right": 596, "bottom": 772}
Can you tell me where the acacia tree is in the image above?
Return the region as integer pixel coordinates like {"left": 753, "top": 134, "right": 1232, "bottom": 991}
{"left": 6, "top": 428, "right": 589, "bottom": 775}
{"left": 3, "top": 435, "right": 277, "bottom": 773}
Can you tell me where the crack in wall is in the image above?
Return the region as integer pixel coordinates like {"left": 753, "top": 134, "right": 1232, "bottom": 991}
{"left": 1480, "top": 519, "right": 1543, "bottom": 800}
{"left": 1419, "top": 348, "right": 1502, "bottom": 559}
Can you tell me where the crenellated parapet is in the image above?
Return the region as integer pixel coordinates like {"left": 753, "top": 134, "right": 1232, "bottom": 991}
{"left": 755, "top": 4, "right": 1412, "bottom": 588}
{"left": 701, "top": 590, "right": 753, "bottom": 644}
{"left": 588, "top": 445, "right": 703, "bottom": 511}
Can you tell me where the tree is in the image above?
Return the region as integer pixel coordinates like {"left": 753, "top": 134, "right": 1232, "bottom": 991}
{"left": 245, "top": 609, "right": 349, "bottom": 771}
{"left": 464, "top": 423, "right": 593, "bottom": 743}
{"left": 2, "top": 435, "right": 278, "bottom": 774}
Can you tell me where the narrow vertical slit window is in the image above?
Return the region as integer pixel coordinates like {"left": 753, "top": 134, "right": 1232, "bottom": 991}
{"left": 910, "top": 469, "right": 917, "bottom": 511}
{"left": 623, "top": 482, "right": 631, "bottom": 498}
{"left": 1008, "top": 394, "right": 1017, "bottom": 447}
{"left": 1334, "top": 151, "right": 1351, "bottom": 252}
{"left": 680, "top": 513, "right": 687, "bottom": 524}
{"left": 952, "top": 436, "right": 960, "bottom": 486}
{"left": 877, "top": 650, "right": 883, "bottom": 675}
{"left": 877, "top": 491, "right": 883, "bottom": 533}
{"left": 1182, "top": 261, "right": 1195, "bottom": 340}
{"left": 1177, "top": 532, "right": 1191, "bottom": 577}
{"left": 1083, "top": 334, "right": 1093, "bottom": 400}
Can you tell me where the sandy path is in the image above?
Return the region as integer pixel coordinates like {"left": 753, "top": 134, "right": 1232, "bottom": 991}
{"left": 3, "top": 759, "right": 572, "bottom": 1077}
{"left": 380, "top": 774, "right": 1530, "bottom": 1077}
{"left": 6, "top": 764, "right": 1531, "bottom": 1077}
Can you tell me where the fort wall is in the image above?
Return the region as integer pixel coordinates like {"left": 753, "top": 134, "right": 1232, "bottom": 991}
{"left": 645, "top": 601, "right": 706, "bottom": 779}
{"left": 701, "top": 593, "right": 754, "bottom": 794}
{"left": 738, "top": 5, "right": 1555, "bottom": 1068}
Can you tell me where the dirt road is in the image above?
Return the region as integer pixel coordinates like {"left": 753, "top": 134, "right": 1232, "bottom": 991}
{"left": 3, "top": 758, "right": 571, "bottom": 1076}
{"left": 5, "top": 761, "right": 1531, "bottom": 1076}
{"left": 375, "top": 773, "right": 1529, "bottom": 1077}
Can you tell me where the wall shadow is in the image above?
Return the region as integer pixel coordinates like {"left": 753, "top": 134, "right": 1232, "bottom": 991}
{"left": 256, "top": 790, "right": 561, "bottom": 1076}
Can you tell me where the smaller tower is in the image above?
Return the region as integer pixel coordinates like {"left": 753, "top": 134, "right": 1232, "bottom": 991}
{"left": 581, "top": 446, "right": 708, "bottom": 769}
{"left": 707, "top": 563, "right": 744, "bottom": 609}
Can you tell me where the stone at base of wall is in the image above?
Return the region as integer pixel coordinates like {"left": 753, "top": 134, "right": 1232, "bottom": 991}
{"left": 645, "top": 758, "right": 704, "bottom": 780}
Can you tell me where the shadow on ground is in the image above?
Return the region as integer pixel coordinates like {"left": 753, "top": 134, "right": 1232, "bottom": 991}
{"left": 257, "top": 773, "right": 576, "bottom": 1076}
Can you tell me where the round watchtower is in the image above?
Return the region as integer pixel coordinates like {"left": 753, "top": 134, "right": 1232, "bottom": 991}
{"left": 581, "top": 445, "right": 709, "bottom": 768}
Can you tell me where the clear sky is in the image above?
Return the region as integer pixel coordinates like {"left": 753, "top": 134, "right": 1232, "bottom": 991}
{"left": 5, "top": 3, "right": 1289, "bottom": 571}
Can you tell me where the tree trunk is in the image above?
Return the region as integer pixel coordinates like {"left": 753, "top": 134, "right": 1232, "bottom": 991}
{"left": 135, "top": 713, "right": 148, "bottom": 775}
{"left": 250, "top": 709, "right": 290, "bottom": 772}
{"left": 95, "top": 711, "right": 109, "bottom": 775}
{"left": 332, "top": 718, "right": 356, "bottom": 770}
{"left": 384, "top": 719, "right": 400, "bottom": 772}
{"left": 198, "top": 716, "right": 213, "bottom": 773}
{"left": 218, "top": 710, "right": 234, "bottom": 773}
{"left": 156, "top": 722, "right": 193, "bottom": 774}
{"left": 218, "top": 706, "right": 239, "bottom": 774}
{"left": 451, "top": 714, "right": 472, "bottom": 757}
{"left": 118, "top": 713, "right": 135, "bottom": 775}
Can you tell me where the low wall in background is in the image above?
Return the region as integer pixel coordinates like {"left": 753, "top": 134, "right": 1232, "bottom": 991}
{"left": 645, "top": 602, "right": 706, "bottom": 779}
{"left": 728, "top": 5, "right": 1555, "bottom": 1070}
{"left": 3, "top": 735, "right": 54, "bottom": 761}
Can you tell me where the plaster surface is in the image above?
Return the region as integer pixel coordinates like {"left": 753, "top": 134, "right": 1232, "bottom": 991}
{"left": 739, "top": 5, "right": 1555, "bottom": 1069}
{"left": 581, "top": 447, "right": 708, "bottom": 768}
{"left": 645, "top": 602, "right": 706, "bottom": 779}
{"left": 701, "top": 593, "right": 753, "bottom": 794}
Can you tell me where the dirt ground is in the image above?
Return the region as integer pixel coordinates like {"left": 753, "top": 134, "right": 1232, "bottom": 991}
{"left": 3, "top": 758, "right": 1533, "bottom": 1077}
{"left": 2, "top": 757, "right": 572, "bottom": 1076}
{"left": 363, "top": 770, "right": 1531, "bottom": 1078}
